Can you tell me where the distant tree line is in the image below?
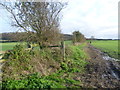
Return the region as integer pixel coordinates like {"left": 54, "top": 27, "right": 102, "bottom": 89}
{"left": 63, "top": 34, "right": 72, "bottom": 41}
{"left": 0, "top": 32, "right": 73, "bottom": 42}
{"left": 0, "top": 32, "right": 28, "bottom": 41}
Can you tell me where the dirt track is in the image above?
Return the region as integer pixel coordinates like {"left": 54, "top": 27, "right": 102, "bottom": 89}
{"left": 76, "top": 43, "right": 120, "bottom": 88}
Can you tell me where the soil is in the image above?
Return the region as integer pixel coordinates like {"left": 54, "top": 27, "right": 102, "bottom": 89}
{"left": 76, "top": 43, "right": 120, "bottom": 88}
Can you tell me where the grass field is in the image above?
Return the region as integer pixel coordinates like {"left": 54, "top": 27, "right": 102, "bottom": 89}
{"left": 0, "top": 42, "right": 26, "bottom": 51}
{"left": 64, "top": 40, "right": 72, "bottom": 45}
{"left": 91, "top": 40, "right": 119, "bottom": 59}
{"left": 0, "top": 41, "right": 73, "bottom": 52}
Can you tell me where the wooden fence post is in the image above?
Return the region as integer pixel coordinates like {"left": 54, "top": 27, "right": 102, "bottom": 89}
{"left": 61, "top": 41, "right": 65, "bottom": 60}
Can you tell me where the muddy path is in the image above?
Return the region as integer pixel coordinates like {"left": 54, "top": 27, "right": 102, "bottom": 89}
{"left": 76, "top": 43, "right": 120, "bottom": 88}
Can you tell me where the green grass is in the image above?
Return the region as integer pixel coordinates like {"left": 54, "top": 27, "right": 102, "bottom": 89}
{"left": 64, "top": 40, "right": 72, "bottom": 45}
{"left": 91, "top": 40, "right": 119, "bottom": 59}
{"left": 0, "top": 42, "right": 26, "bottom": 51}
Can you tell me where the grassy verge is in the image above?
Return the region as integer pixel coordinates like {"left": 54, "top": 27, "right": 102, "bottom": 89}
{"left": 1, "top": 42, "right": 88, "bottom": 88}
{"left": 91, "top": 40, "right": 119, "bottom": 59}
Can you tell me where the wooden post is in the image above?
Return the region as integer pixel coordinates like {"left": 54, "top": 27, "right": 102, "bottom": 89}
{"left": 61, "top": 41, "right": 65, "bottom": 60}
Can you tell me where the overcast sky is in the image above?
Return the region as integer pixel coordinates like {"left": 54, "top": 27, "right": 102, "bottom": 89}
{"left": 0, "top": 0, "right": 119, "bottom": 39}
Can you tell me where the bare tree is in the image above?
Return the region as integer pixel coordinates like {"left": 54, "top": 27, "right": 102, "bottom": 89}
{"left": 0, "top": 1, "right": 66, "bottom": 49}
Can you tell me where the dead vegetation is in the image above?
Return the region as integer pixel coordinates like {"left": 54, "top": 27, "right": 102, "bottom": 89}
{"left": 2, "top": 46, "right": 63, "bottom": 80}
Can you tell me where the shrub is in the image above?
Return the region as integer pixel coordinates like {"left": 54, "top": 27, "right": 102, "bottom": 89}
{"left": 2, "top": 45, "right": 31, "bottom": 62}
{"left": 2, "top": 45, "right": 33, "bottom": 80}
{"left": 72, "top": 31, "right": 86, "bottom": 44}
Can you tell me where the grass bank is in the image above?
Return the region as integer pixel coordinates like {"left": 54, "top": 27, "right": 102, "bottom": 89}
{"left": 1, "top": 42, "right": 88, "bottom": 88}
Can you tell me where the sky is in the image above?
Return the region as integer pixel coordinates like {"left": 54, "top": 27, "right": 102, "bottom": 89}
{"left": 0, "top": 0, "right": 119, "bottom": 39}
